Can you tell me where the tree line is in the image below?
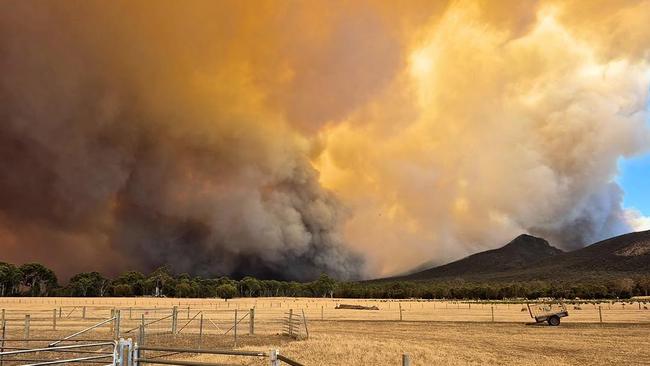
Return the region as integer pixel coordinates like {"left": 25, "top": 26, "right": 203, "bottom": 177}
{"left": 0, "top": 262, "right": 336, "bottom": 299}
{"left": 1, "top": 261, "right": 649, "bottom": 300}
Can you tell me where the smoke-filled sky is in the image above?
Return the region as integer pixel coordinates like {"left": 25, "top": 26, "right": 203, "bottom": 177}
{"left": 1, "top": 0, "right": 649, "bottom": 280}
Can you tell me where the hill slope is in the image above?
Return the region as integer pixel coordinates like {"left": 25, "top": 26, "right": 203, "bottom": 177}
{"left": 392, "top": 230, "right": 650, "bottom": 282}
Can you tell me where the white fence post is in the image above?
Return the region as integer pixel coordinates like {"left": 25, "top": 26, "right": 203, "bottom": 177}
{"left": 270, "top": 349, "right": 280, "bottom": 366}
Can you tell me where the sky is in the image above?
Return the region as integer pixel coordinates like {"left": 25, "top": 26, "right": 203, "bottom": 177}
{"left": 620, "top": 153, "right": 650, "bottom": 219}
{"left": 1, "top": 0, "right": 650, "bottom": 280}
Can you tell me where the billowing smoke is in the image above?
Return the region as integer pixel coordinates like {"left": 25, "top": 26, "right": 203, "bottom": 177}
{"left": 316, "top": 0, "right": 650, "bottom": 275}
{"left": 1, "top": 1, "right": 649, "bottom": 280}
{"left": 0, "top": 1, "right": 379, "bottom": 280}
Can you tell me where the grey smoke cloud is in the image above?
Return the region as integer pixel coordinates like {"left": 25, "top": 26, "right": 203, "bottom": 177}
{"left": 0, "top": 1, "right": 367, "bottom": 280}
{"left": 1, "top": 1, "right": 649, "bottom": 280}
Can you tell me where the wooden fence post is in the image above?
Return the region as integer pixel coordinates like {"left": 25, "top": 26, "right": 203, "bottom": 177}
{"left": 24, "top": 315, "right": 30, "bottom": 341}
{"left": 198, "top": 313, "right": 204, "bottom": 349}
{"left": 52, "top": 309, "right": 57, "bottom": 330}
{"left": 491, "top": 306, "right": 494, "bottom": 322}
{"left": 110, "top": 309, "right": 115, "bottom": 334}
{"left": 58, "top": 307, "right": 61, "bottom": 318}
{"left": 288, "top": 309, "right": 293, "bottom": 337}
{"left": 234, "top": 309, "right": 238, "bottom": 348}
{"left": 187, "top": 306, "right": 190, "bottom": 319}
{"left": 249, "top": 308, "right": 254, "bottom": 335}
{"left": 138, "top": 324, "right": 145, "bottom": 360}
{"left": 301, "top": 309, "right": 309, "bottom": 339}
{"left": 598, "top": 306, "right": 603, "bottom": 323}
{"left": 321, "top": 305, "right": 324, "bottom": 321}
{"left": 1, "top": 320, "right": 6, "bottom": 366}
{"left": 399, "top": 303, "right": 403, "bottom": 321}
{"left": 171, "top": 306, "right": 178, "bottom": 334}
{"left": 82, "top": 306, "right": 86, "bottom": 319}
{"left": 114, "top": 309, "right": 121, "bottom": 339}
{"left": 129, "top": 307, "right": 133, "bottom": 320}
{"left": 402, "top": 353, "right": 411, "bottom": 366}
{"left": 1, "top": 309, "right": 4, "bottom": 324}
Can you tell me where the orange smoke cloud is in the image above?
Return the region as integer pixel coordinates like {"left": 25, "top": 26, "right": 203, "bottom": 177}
{"left": 0, "top": 0, "right": 648, "bottom": 279}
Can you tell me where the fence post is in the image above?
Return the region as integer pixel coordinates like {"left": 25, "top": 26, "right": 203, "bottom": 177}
{"left": 321, "top": 305, "right": 324, "bottom": 321}
{"left": 249, "top": 308, "right": 255, "bottom": 335}
{"left": 58, "top": 307, "right": 62, "bottom": 318}
{"left": 1, "top": 309, "right": 4, "bottom": 324}
{"left": 52, "top": 308, "right": 57, "bottom": 330}
{"left": 0, "top": 320, "right": 5, "bottom": 366}
{"left": 198, "top": 313, "right": 204, "bottom": 349}
{"left": 110, "top": 309, "right": 115, "bottom": 334}
{"left": 599, "top": 306, "right": 603, "bottom": 323}
{"left": 114, "top": 309, "right": 121, "bottom": 339}
{"left": 24, "top": 314, "right": 30, "bottom": 341}
{"left": 82, "top": 306, "right": 86, "bottom": 319}
{"left": 269, "top": 349, "right": 280, "bottom": 366}
{"left": 288, "top": 309, "right": 293, "bottom": 337}
{"left": 172, "top": 306, "right": 178, "bottom": 334}
{"left": 123, "top": 338, "right": 133, "bottom": 366}
{"left": 301, "top": 309, "right": 309, "bottom": 339}
{"left": 491, "top": 306, "right": 494, "bottom": 322}
{"left": 234, "top": 309, "right": 238, "bottom": 348}
{"left": 187, "top": 305, "right": 190, "bottom": 319}
{"left": 138, "top": 324, "right": 145, "bottom": 360}
{"left": 399, "top": 303, "right": 403, "bottom": 321}
{"left": 402, "top": 353, "right": 411, "bottom": 366}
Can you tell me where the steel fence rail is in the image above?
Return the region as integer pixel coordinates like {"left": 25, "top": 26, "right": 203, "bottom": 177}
{"left": 124, "top": 314, "right": 173, "bottom": 334}
{"left": 138, "top": 346, "right": 267, "bottom": 357}
{"left": 277, "top": 354, "right": 305, "bottom": 366}
{"left": 22, "top": 354, "right": 114, "bottom": 366}
{"left": 136, "top": 359, "right": 240, "bottom": 366}
{"left": 176, "top": 312, "right": 201, "bottom": 334}
{"left": 0, "top": 342, "right": 115, "bottom": 357}
{"left": 49, "top": 318, "right": 116, "bottom": 347}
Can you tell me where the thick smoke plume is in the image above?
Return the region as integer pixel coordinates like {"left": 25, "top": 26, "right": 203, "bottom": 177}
{"left": 1, "top": 1, "right": 649, "bottom": 279}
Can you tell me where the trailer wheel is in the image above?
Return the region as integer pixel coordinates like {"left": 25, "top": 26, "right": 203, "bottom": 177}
{"left": 548, "top": 316, "right": 560, "bottom": 326}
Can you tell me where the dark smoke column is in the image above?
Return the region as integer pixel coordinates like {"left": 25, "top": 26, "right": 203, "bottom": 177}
{"left": 0, "top": 2, "right": 363, "bottom": 280}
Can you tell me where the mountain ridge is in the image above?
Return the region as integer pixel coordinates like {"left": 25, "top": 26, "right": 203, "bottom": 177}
{"left": 383, "top": 230, "right": 650, "bottom": 282}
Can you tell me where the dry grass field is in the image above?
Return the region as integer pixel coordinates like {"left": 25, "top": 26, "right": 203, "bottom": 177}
{"left": 1, "top": 297, "right": 649, "bottom": 365}
{"left": 196, "top": 321, "right": 650, "bottom": 365}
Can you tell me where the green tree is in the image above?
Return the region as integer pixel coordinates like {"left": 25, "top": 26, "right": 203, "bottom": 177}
{"left": 146, "top": 266, "right": 176, "bottom": 297}
{"left": 240, "top": 276, "right": 261, "bottom": 297}
{"left": 19, "top": 263, "right": 57, "bottom": 296}
{"left": 113, "top": 284, "right": 133, "bottom": 297}
{"left": 68, "top": 272, "right": 109, "bottom": 297}
{"left": 0, "top": 262, "right": 22, "bottom": 296}
{"left": 312, "top": 274, "right": 337, "bottom": 298}
{"left": 113, "top": 271, "right": 146, "bottom": 296}
{"left": 216, "top": 284, "right": 238, "bottom": 299}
